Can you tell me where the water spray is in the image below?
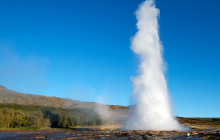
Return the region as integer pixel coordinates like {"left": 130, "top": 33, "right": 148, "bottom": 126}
{"left": 125, "top": 0, "right": 186, "bottom": 131}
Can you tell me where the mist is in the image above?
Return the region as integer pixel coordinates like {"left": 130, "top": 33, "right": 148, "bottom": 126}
{"left": 125, "top": 0, "right": 185, "bottom": 131}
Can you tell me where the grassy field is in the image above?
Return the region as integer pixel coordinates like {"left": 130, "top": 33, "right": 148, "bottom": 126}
{"left": 178, "top": 117, "right": 220, "bottom": 128}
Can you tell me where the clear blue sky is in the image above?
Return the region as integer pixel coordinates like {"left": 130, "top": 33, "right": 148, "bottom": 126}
{"left": 0, "top": 0, "right": 219, "bottom": 117}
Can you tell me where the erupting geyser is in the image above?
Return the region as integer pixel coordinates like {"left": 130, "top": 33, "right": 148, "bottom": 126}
{"left": 125, "top": 0, "right": 184, "bottom": 131}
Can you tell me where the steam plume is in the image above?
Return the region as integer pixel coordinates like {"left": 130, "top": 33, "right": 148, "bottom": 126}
{"left": 125, "top": 0, "right": 184, "bottom": 130}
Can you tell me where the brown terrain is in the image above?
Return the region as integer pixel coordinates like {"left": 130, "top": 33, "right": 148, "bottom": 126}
{"left": 0, "top": 123, "right": 220, "bottom": 140}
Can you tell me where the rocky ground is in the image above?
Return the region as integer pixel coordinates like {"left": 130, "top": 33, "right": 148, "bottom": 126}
{"left": 0, "top": 124, "right": 219, "bottom": 139}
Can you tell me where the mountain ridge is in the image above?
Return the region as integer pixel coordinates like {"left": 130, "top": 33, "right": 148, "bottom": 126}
{"left": 0, "top": 85, "right": 127, "bottom": 110}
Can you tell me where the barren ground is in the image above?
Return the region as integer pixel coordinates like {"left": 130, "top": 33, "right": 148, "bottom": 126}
{"left": 0, "top": 124, "right": 219, "bottom": 140}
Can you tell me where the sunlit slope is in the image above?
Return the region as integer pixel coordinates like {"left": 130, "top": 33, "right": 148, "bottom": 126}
{"left": 0, "top": 85, "right": 125, "bottom": 110}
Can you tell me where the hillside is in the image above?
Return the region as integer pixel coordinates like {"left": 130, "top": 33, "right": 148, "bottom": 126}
{"left": 0, "top": 85, "right": 127, "bottom": 110}
{"left": 0, "top": 85, "right": 127, "bottom": 129}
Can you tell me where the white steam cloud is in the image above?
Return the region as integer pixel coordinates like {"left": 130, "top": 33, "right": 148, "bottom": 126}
{"left": 125, "top": 0, "right": 185, "bottom": 131}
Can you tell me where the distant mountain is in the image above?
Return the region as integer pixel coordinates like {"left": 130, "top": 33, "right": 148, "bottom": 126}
{"left": 0, "top": 85, "right": 98, "bottom": 109}
{"left": 0, "top": 85, "right": 126, "bottom": 110}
